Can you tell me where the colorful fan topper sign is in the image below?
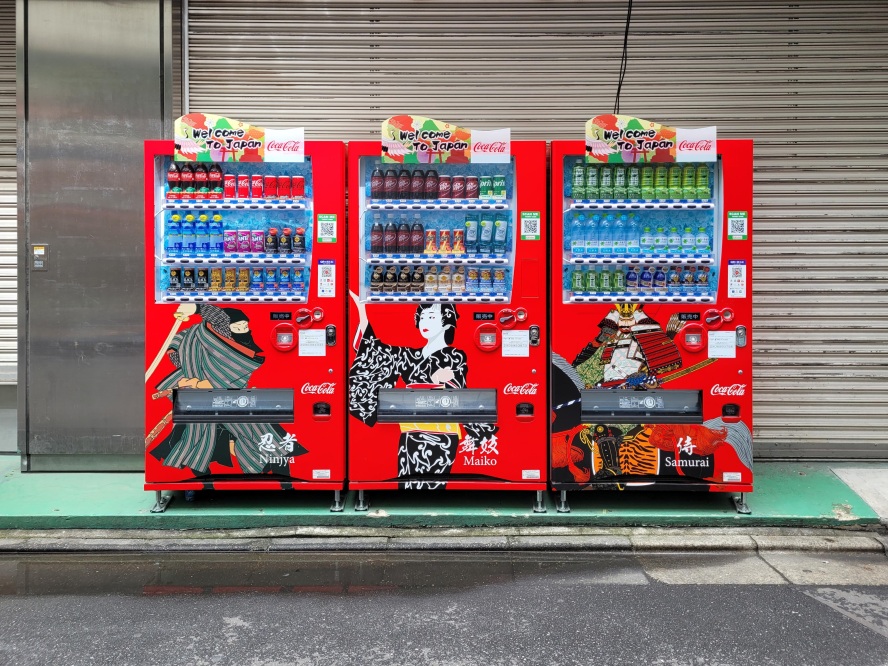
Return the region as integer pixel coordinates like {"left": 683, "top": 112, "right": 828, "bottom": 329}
{"left": 174, "top": 113, "right": 304, "bottom": 163}
{"left": 381, "top": 115, "right": 510, "bottom": 164}
{"left": 585, "top": 115, "right": 716, "bottom": 164}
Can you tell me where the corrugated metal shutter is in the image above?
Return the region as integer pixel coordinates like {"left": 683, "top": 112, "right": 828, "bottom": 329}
{"left": 184, "top": 0, "right": 888, "bottom": 459}
{"left": 0, "top": 1, "right": 15, "bottom": 379}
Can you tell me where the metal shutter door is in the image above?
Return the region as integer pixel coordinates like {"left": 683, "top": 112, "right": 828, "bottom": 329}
{"left": 0, "top": 1, "right": 15, "bottom": 379}
{"left": 184, "top": 0, "right": 888, "bottom": 459}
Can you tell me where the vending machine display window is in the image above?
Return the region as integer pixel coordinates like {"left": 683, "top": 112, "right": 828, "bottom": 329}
{"left": 560, "top": 156, "right": 720, "bottom": 305}
{"left": 355, "top": 159, "right": 518, "bottom": 304}
{"left": 153, "top": 158, "right": 315, "bottom": 304}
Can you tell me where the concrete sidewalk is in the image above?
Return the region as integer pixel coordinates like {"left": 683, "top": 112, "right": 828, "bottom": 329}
{"left": 0, "top": 456, "right": 885, "bottom": 536}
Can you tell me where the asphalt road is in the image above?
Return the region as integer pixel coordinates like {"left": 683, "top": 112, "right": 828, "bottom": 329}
{"left": 0, "top": 550, "right": 887, "bottom": 666}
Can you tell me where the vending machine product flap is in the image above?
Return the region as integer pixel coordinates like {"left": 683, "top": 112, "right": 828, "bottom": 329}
{"left": 376, "top": 388, "right": 497, "bottom": 423}
{"left": 580, "top": 389, "right": 703, "bottom": 424}
{"left": 172, "top": 389, "right": 295, "bottom": 423}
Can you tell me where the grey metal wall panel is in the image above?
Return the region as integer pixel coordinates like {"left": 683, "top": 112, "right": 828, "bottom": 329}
{"left": 0, "top": 1, "right": 15, "bottom": 378}
{"left": 21, "top": 0, "right": 165, "bottom": 465}
{"left": 186, "top": 0, "right": 888, "bottom": 459}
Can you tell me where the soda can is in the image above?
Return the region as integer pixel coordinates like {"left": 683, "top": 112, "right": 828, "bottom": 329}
{"left": 694, "top": 265, "right": 710, "bottom": 292}
{"left": 411, "top": 266, "right": 425, "bottom": 293}
{"left": 223, "top": 230, "right": 238, "bottom": 254}
{"left": 370, "top": 266, "right": 384, "bottom": 293}
{"left": 237, "top": 174, "right": 250, "bottom": 198}
{"left": 251, "top": 174, "right": 264, "bottom": 198}
{"left": 492, "top": 268, "right": 507, "bottom": 292}
{"left": 278, "top": 266, "right": 292, "bottom": 290}
{"left": 480, "top": 268, "right": 493, "bottom": 291}
{"left": 465, "top": 176, "right": 480, "bottom": 199}
{"left": 452, "top": 229, "right": 466, "bottom": 254}
{"left": 210, "top": 267, "right": 223, "bottom": 292}
{"left": 438, "top": 175, "right": 452, "bottom": 199}
{"left": 196, "top": 267, "right": 209, "bottom": 291}
{"left": 493, "top": 174, "right": 507, "bottom": 199}
{"left": 291, "top": 175, "right": 305, "bottom": 198}
{"left": 424, "top": 266, "right": 438, "bottom": 294}
{"left": 438, "top": 266, "right": 452, "bottom": 293}
{"left": 452, "top": 266, "right": 466, "bottom": 293}
{"left": 292, "top": 267, "right": 306, "bottom": 292}
{"left": 264, "top": 175, "right": 278, "bottom": 198}
{"left": 278, "top": 175, "right": 291, "bottom": 198}
{"left": 397, "top": 266, "right": 412, "bottom": 292}
{"left": 479, "top": 175, "right": 493, "bottom": 198}
{"left": 223, "top": 174, "right": 236, "bottom": 198}
{"left": 250, "top": 267, "right": 264, "bottom": 290}
{"left": 438, "top": 229, "right": 452, "bottom": 253}
{"left": 264, "top": 267, "right": 278, "bottom": 290}
{"left": 424, "top": 229, "right": 438, "bottom": 254}
{"left": 251, "top": 230, "right": 265, "bottom": 253}
{"left": 181, "top": 267, "right": 195, "bottom": 290}
{"left": 467, "top": 267, "right": 480, "bottom": 293}
{"left": 451, "top": 175, "right": 467, "bottom": 199}
{"left": 237, "top": 230, "right": 252, "bottom": 253}
{"left": 224, "top": 267, "right": 237, "bottom": 291}
{"left": 168, "top": 267, "right": 182, "bottom": 291}
{"left": 237, "top": 267, "right": 250, "bottom": 291}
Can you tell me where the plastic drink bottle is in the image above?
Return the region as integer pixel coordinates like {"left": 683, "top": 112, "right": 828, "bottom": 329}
{"left": 570, "top": 213, "right": 586, "bottom": 256}
{"left": 653, "top": 266, "right": 667, "bottom": 292}
{"left": 493, "top": 213, "right": 509, "bottom": 253}
{"left": 626, "top": 214, "right": 641, "bottom": 254}
{"left": 667, "top": 165, "right": 683, "bottom": 199}
{"left": 681, "top": 164, "right": 697, "bottom": 199}
{"left": 696, "top": 226, "right": 711, "bottom": 253}
{"left": 681, "top": 226, "right": 696, "bottom": 253}
{"left": 640, "top": 166, "right": 655, "bottom": 200}
{"left": 571, "top": 160, "right": 586, "bottom": 199}
{"left": 584, "top": 165, "right": 599, "bottom": 200}
{"left": 598, "top": 266, "right": 612, "bottom": 294}
{"left": 584, "top": 214, "right": 600, "bottom": 256}
{"left": 209, "top": 215, "right": 224, "bottom": 255}
{"left": 654, "top": 226, "right": 668, "bottom": 253}
{"left": 571, "top": 267, "right": 585, "bottom": 293}
{"left": 166, "top": 214, "right": 182, "bottom": 256}
{"left": 612, "top": 213, "right": 628, "bottom": 255}
{"left": 654, "top": 164, "right": 669, "bottom": 199}
{"left": 640, "top": 226, "right": 654, "bottom": 253}
{"left": 639, "top": 266, "right": 653, "bottom": 292}
{"left": 626, "top": 265, "right": 639, "bottom": 291}
{"left": 598, "top": 165, "right": 614, "bottom": 200}
{"left": 667, "top": 226, "right": 682, "bottom": 253}
{"left": 196, "top": 214, "right": 210, "bottom": 255}
{"left": 627, "top": 165, "right": 642, "bottom": 199}
{"left": 613, "top": 166, "right": 628, "bottom": 199}
{"left": 696, "top": 164, "right": 712, "bottom": 199}
{"left": 612, "top": 265, "right": 626, "bottom": 292}
{"left": 598, "top": 213, "right": 613, "bottom": 256}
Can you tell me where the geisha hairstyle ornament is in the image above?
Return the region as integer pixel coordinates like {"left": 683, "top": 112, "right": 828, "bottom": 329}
{"left": 414, "top": 303, "right": 459, "bottom": 345}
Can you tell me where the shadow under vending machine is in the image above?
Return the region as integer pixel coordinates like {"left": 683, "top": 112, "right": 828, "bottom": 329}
{"left": 144, "top": 114, "right": 346, "bottom": 512}
{"left": 347, "top": 116, "right": 548, "bottom": 511}
{"left": 550, "top": 115, "right": 753, "bottom": 513}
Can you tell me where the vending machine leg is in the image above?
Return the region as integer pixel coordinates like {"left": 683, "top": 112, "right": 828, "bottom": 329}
{"left": 330, "top": 490, "right": 345, "bottom": 513}
{"left": 150, "top": 491, "right": 172, "bottom": 514}
{"left": 355, "top": 490, "right": 369, "bottom": 512}
{"left": 556, "top": 490, "right": 571, "bottom": 513}
{"left": 533, "top": 491, "right": 547, "bottom": 513}
{"left": 733, "top": 493, "right": 752, "bottom": 515}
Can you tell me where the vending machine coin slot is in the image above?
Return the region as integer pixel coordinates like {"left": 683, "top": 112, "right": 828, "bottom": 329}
{"left": 376, "top": 388, "right": 497, "bottom": 424}
{"left": 529, "top": 325, "right": 541, "bottom": 346}
{"left": 736, "top": 325, "right": 747, "bottom": 347}
{"left": 172, "top": 388, "right": 295, "bottom": 424}
{"left": 580, "top": 389, "right": 703, "bottom": 425}
{"left": 325, "top": 325, "right": 337, "bottom": 346}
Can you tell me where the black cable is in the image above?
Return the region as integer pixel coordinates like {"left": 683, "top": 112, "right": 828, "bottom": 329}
{"left": 614, "top": 0, "right": 633, "bottom": 115}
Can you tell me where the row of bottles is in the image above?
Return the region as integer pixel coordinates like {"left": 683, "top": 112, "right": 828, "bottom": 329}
{"left": 166, "top": 265, "right": 307, "bottom": 293}
{"left": 569, "top": 161, "right": 712, "bottom": 201}
{"left": 569, "top": 263, "right": 712, "bottom": 295}
{"left": 566, "top": 212, "right": 710, "bottom": 257}
{"left": 370, "top": 264, "right": 510, "bottom": 295}
{"left": 369, "top": 212, "right": 510, "bottom": 256}
{"left": 165, "top": 213, "right": 307, "bottom": 257}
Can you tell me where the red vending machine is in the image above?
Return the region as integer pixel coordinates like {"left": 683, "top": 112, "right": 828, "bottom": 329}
{"left": 144, "top": 114, "right": 346, "bottom": 512}
{"left": 550, "top": 115, "right": 753, "bottom": 513}
{"left": 347, "top": 116, "right": 548, "bottom": 510}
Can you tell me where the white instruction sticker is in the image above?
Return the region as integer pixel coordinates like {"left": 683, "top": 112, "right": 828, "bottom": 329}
{"left": 502, "top": 329, "right": 530, "bottom": 357}
{"left": 708, "top": 331, "right": 736, "bottom": 359}
{"left": 313, "top": 469, "right": 331, "bottom": 480}
{"left": 522, "top": 470, "right": 541, "bottom": 480}
{"left": 728, "top": 259, "right": 746, "bottom": 298}
{"left": 298, "top": 329, "right": 326, "bottom": 357}
{"left": 317, "top": 259, "right": 335, "bottom": 298}
{"left": 723, "top": 472, "right": 742, "bottom": 483}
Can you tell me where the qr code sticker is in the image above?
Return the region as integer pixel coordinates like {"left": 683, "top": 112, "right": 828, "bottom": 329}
{"left": 320, "top": 265, "right": 333, "bottom": 278}
{"left": 523, "top": 218, "right": 539, "bottom": 235}
{"left": 318, "top": 221, "right": 336, "bottom": 239}
{"left": 729, "top": 218, "right": 746, "bottom": 236}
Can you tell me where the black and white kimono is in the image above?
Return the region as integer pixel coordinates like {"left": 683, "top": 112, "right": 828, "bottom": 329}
{"left": 348, "top": 323, "right": 497, "bottom": 489}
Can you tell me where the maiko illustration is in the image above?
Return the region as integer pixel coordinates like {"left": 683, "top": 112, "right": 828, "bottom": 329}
{"left": 348, "top": 293, "right": 498, "bottom": 488}
{"left": 147, "top": 303, "right": 306, "bottom": 476}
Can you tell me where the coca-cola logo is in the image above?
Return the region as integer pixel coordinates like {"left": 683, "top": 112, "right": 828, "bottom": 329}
{"left": 301, "top": 382, "right": 336, "bottom": 395}
{"left": 710, "top": 383, "right": 746, "bottom": 396}
{"left": 503, "top": 382, "right": 538, "bottom": 395}
{"left": 678, "top": 139, "right": 714, "bottom": 152}
{"left": 267, "top": 140, "right": 303, "bottom": 152}
{"left": 473, "top": 141, "right": 508, "bottom": 153}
